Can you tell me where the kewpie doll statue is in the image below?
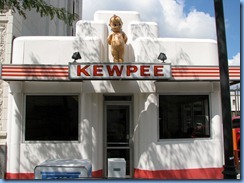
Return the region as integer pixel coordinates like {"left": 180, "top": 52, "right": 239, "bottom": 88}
{"left": 107, "top": 15, "right": 128, "bottom": 63}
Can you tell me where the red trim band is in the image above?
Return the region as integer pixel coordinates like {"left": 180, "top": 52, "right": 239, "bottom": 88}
{"left": 5, "top": 172, "right": 34, "bottom": 179}
{"left": 134, "top": 167, "right": 224, "bottom": 179}
{"left": 5, "top": 170, "right": 103, "bottom": 179}
{"left": 1, "top": 64, "right": 240, "bottom": 81}
{"left": 6, "top": 167, "right": 224, "bottom": 179}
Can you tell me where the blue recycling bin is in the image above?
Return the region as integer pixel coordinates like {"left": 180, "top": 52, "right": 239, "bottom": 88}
{"left": 34, "top": 159, "right": 92, "bottom": 179}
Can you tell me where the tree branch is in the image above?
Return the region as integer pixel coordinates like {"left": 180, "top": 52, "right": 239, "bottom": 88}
{"left": 0, "top": 0, "right": 79, "bottom": 25}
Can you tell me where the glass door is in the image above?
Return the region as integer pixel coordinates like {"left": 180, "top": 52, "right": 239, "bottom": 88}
{"left": 104, "top": 102, "right": 133, "bottom": 177}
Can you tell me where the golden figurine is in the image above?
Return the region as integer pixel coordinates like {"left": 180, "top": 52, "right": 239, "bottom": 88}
{"left": 107, "top": 15, "right": 128, "bottom": 63}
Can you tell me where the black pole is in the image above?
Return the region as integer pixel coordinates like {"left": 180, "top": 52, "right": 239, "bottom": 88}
{"left": 213, "top": 0, "right": 238, "bottom": 179}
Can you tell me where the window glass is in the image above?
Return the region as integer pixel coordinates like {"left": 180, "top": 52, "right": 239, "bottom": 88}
{"left": 25, "top": 95, "right": 79, "bottom": 141}
{"left": 159, "top": 95, "right": 210, "bottom": 139}
{"left": 232, "top": 118, "right": 240, "bottom": 128}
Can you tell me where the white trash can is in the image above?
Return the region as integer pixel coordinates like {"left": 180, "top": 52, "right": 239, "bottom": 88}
{"left": 107, "top": 158, "right": 126, "bottom": 178}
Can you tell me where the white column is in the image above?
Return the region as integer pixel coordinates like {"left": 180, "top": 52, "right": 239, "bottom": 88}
{"left": 6, "top": 82, "right": 23, "bottom": 174}
{"left": 91, "top": 94, "right": 103, "bottom": 172}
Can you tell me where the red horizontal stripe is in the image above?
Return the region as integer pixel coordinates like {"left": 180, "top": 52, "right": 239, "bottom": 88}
{"left": 172, "top": 73, "right": 239, "bottom": 76}
{"left": 3, "top": 71, "right": 68, "bottom": 75}
{"left": 1, "top": 65, "right": 239, "bottom": 81}
{"left": 172, "top": 72, "right": 219, "bottom": 75}
{"left": 5, "top": 171, "right": 103, "bottom": 179}
{"left": 3, "top": 70, "right": 239, "bottom": 75}
{"left": 5, "top": 172, "right": 34, "bottom": 179}
{"left": 172, "top": 75, "right": 220, "bottom": 77}
{"left": 3, "top": 69, "right": 68, "bottom": 72}
{"left": 134, "top": 167, "right": 223, "bottom": 179}
{"left": 2, "top": 66, "right": 68, "bottom": 70}
{"left": 172, "top": 76, "right": 239, "bottom": 78}
{"left": 2, "top": 73, "right": 68, "bottom": 77}
{"left": 172, "top": 70, "right": 239, "bottom": 74}
{"left": 172, "top": 67, "right": 239, "bottom": 70}
{"left": 6, "top": 167, "right": 224, "bottom": 179}
{"left": 172, "top": 68, "right": 219, "bottom": 71}
{"left": 1, "top": 77, "right": 68, "bottom": 81}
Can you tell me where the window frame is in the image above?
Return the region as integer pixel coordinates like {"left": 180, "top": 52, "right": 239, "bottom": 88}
{"left": 23, "top": 94, "right": 80, "bottom": 143}
{"left": 157, "top": 93, "right": 212, "bottom": 141}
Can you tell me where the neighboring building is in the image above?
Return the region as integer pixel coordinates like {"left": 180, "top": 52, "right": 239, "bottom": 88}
{"left": 230, "top": 86, "right": 240, "bottom": 117}
{"left": 0, "top": 10, "right": 240, "bottom": 179}
{"left": 0, "top": 0, "right": 82, "bottom": 178}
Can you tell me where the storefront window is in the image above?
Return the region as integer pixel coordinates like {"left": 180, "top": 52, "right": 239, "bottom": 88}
{"left": 25, "top": 95, "right": 79, "bottom": 141}
{"left": 159, "top": 95, "right": 210, "bottom": 139}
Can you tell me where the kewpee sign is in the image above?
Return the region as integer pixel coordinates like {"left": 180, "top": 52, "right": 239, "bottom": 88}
{"left": 69, "top": 63, "right": 171, "bottom": 80}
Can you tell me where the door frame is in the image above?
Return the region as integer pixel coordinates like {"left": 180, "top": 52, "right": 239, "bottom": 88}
{"left": 103, "top": 100, "right": 134, "bottom": 178}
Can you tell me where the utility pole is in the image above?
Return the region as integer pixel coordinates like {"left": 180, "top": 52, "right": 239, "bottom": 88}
{"left": 213, "top": 0, "right": 238, "bottom": 179}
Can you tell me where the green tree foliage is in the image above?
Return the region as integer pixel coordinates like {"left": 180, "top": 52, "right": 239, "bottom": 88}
{"left": 0, "top": 0, "right": 79, "bottom": 25}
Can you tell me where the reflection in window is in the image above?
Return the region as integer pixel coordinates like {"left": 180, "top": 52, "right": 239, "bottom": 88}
{"left": 159, "top": 95, "right": 210, "bottom": 139}
{"left": 25, "top": 95, "right": 79, "bottom": 141}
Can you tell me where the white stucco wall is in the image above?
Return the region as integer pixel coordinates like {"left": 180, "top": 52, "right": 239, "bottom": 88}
{"left": 7, "top": 80, "right": 224, "bottom": 173}
{"left": 134, "top": 82, "right": 223, "bottom": 170}
{"left": 12, "top": 36, "right": 102, "bottom": 65}
{"left": 7, "top": 82, "right": 104, "bottom": 173}
{"left": 12, "top": 36, "right": 218, "bottom": 66}
{"left": 12, "top": 10, "right": 218, "bottom": 65}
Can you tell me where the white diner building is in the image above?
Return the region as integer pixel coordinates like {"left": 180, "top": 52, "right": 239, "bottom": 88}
{"left": 0, "top": 11, "right": 240, "bottom": 179}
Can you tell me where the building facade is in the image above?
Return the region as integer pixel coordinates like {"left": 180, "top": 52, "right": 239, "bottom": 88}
{"left": 0, "top": 11, "right": 240, "bottom": 179}
{"left": 230, "top": 87, "right": 240, "bottom": 117}
{"left": 0, "top": 0, "right": 82, "bottom": 178}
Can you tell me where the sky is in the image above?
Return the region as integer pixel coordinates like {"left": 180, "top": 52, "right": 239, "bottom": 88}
{"left": 82, "top": 0, "right": 240, "bottom": 66}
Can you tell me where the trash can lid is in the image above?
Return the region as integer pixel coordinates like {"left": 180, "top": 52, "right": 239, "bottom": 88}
{"left": 38, "top": 159, "right": 91, "bottom": 167}
{"left": 108, "top": 158, "right": 126, "bottom": 162}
